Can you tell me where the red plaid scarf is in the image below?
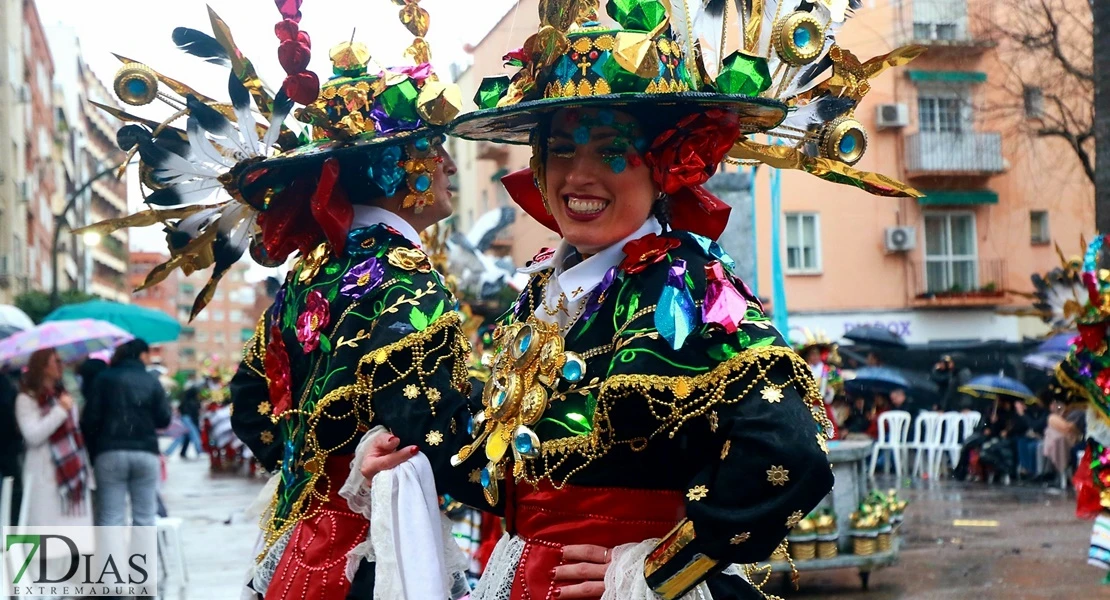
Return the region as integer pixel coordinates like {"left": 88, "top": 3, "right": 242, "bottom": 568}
{"left": 38, "top": 393, "right": 89, "bottom": 515}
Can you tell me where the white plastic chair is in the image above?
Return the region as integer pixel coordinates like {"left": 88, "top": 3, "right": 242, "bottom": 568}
{"left": 156, "top": 516, "right": 189, "bottom": 589}
{"left": 908, "top": 412, "right": 943, "bottom": 478}
{"left": 869, "top": 410, "right": 912, "bottom": 478}
{"left": 959, "top": 411, "right": 982, "bottom": 443}
{"left": 931, "top": 412, "right": 966, "bottom": 477}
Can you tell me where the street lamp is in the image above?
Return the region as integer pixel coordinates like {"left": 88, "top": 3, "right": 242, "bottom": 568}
{"left": 50, "top": 163, "right": 125, "bottom": 308}
{"left": 81, "top": 231, "right": 102, "bottom": 247}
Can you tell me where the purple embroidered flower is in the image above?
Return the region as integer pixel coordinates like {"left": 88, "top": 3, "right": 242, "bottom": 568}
{"left": 271, "top": 287, "right": 286, "bottom": 322}
{"left": 582, "top": 267, "right": 618, "bottom": 321}
{"left": 296, "top": 290, "right": 330, "bottom": 353}
{"left": 370, "top": 105, "right": 421, "bottom": 134}
{"left": 341, "top": 257, "right": 385, "bottom": 298}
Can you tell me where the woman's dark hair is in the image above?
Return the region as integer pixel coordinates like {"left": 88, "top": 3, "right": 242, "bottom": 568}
{"left": 77, "top": 358, "right": 109, "bottom": 400}
{"left": 112, "top": 339, "right": 151, "bottom": 366}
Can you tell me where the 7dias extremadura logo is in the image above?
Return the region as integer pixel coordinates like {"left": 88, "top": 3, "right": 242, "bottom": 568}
{"left": 3, "top": 527, "right": 158, "bottom": 597}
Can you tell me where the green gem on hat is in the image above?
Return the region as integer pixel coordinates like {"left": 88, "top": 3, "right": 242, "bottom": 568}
{"left": 378, "top": 79, "right": 421, "bottom": 123}
{"left": 601, "top": 53, "right": 651, "bottom": 93}
{"left": 608, "top": 0, "right": 668, "bottom": 31}
{"left": 474, "top": 76, "right": 511, "bottom": 110}
{"left": 716, "top": 52, "right": 772, "bottom": 96}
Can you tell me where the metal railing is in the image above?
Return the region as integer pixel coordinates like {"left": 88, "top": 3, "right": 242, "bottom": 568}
{"left": 905, "top": 132, "right": 1005, "bottom": 175}
{"left": 910, "top": 258, "right": 1007, "bottom": 303}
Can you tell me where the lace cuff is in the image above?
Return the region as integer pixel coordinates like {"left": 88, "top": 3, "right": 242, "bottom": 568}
{"left": 340, "top": 425, "right": 390, "bottom": 520}
{"left": 470, "top": 533, "right": 525, "bottom": 600}
{"left": 604, "top": 539, "right": 738, "bottom": 600}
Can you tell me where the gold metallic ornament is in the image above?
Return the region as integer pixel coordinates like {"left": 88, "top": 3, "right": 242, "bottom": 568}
{"left": 416, "top": 80, "right": 462, "bottom": 125}
{"left": 819, "top": 117, "right": 867, "bottom": 165}
{"left": 114, "top": 63, "right": 159, "bottom": 106}
{"left": 613, "top": 31, "right": 662, "bottom": 78}
{"left": 803, "top": 44, "right": 926, "bottom": 104}
{"left": 399, "top": 3, "right": 431, "bottom": 38}
{"left": 329, "top": 41, "right": 372, "bottom": 71}
{"left": 405, "top": 38, "right": 432, "bottom": 64}
{"left": 387, "top": 247, "right": 433, "bottom": 272}
{"left": 730, "top": 138, "right": 922, "bottom": 197}
{"left": 772, "top": 12, "right": 827, "bottom": 67}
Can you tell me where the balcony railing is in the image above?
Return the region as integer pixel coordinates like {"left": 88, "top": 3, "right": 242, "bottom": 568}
{"left": 899, "top": 0, "right": 996, "bottom": 51}
{"left": 905, "top": 132, "right": 1005, "bottom": 176}
{"left": 909, "top": 258, "right": 1007, "bottom": 307}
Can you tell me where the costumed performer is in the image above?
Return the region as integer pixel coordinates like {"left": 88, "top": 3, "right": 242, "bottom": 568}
{"left": 364, "top": 0, "right": 925, "bottom": 598}
{"left": 76, "top": 1, "right": 489, "bottom": 599}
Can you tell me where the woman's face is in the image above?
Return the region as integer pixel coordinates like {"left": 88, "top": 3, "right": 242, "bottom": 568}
{"left": 420, "top": 141, "right": 457, "bottom": 223}
{"left": 44, "top": 352, "right": 61, "bottom": 382}
{"left": 544, "top": 108, "right": 657, "bottom": 254}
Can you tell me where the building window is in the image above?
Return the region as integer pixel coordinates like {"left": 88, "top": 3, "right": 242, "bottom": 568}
{"left": 1023, "top": 86, "right": 1044, "bottom": 118}
{"left": 214, "top": 332, "right": 226, "bottom": 344}
{"left": 924, "top": 212, "right": 977, "bottom": 293}
{"left": 918, "top": 96, "right": 963, "bottom": 133}
{"left": 196, "top": 331, "right": 208, "bottom": 343}
{"left": 230, "top": 310, "right": 245, "bottom": 323}
{"left": 784, "top": 213, "right": 821, "bottom": 274}
{"left": 1030, "top": 210, "right": 1050, "bottom": 245}
{"left": 211, "top": 310, "right": 225, "bottom": 321}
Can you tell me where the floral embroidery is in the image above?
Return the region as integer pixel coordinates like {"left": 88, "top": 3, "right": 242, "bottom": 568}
{"left": 687, "top": 485, "right": 709, "bottom": 501}
{"left": 730, "top": 532, "right": 750, "bottom": 545}
{"left": 257, "top": 401, "right": 272, "bottom": 416}
{"left": 619, "top": 233, "right": 680, "bottom": 275}
{"left": 469, "top": 468, "right": 483, "bottom": 484}
{"left": 260, "top": 431, "right": 274, "bottom": 444}
{"left": 340, "top": 257, "right": 385, "bottom": 298}
{"left": 786, "top": 510, "right": 805, "bottom": 528}
{"left": 297, "top": 242, "right": 330, "bottom": 284}
{"left": 767, "top": 465, "right": 790, "bottom": 486}
{"left": 426, "top": 430, "right": 444, "bottom": 446}
{"left": 404, "top": 384, "right": 420, "bottom": 399}
{"left": 264, "top": 325, "right": 293, "bottom": 416}
{"left": 762, "top": 388, "right": 784, "bottom": 403}
{"left": 427, "top": 388, "right": 441, "bottom": 402}
{"left": 388, "top": 247, "right": 432, "bottom": 272}
{"left": 295, "top": 291, "right": 331, "bottom": 353}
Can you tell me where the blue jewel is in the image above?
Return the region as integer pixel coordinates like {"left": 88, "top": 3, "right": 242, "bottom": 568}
{"left": 480, "top": 468, "right": 491, "bottom": 487}
{"left": 517, "top": 331, "right": 532, "bottom": 354}
{"left": 414, "top": 174, "right": 432, "bottom": 192}
{"left": 127, "top": 79, "right": 148, "bottom": 97}
{"left": 793, "top": 26, "right": 812, "bottom": 48}
{"left": 573, "top": 126, "right": 590, "bottom": 145}
{"left": 467, "top": 416, "right": 475, "bottom": 436}
{"left": 414, "top": 137, "right": 431, "bottom": 151}
{"left": 562, "top": 358, "right": 583, "bottom": 383}
{"left": 591, "top": 52, "right": 611, "bottom": 78}
{"left": 514, "top": 432, "right": 534, "bottom": 454}
{"left": 583, "top": 20, "right": 600, "bottom": 27}
{"left": 608, "top": 156, "right": 627, "bottom": 174}
{"left": 491, "top": 389, "right": 506, "bottom": 409}
{"left": 554, "top": 55, "right": 578, "bottom": 82}
{"left": 839, "top": 134, "right": 857, "bottom": 155}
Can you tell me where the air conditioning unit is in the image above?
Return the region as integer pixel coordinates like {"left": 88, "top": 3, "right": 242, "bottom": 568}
{"left": 885, "top": 227, "right": 917, "bottom": 252}
{"left": 876, "top": 103, "right": 909, "bottom": 128}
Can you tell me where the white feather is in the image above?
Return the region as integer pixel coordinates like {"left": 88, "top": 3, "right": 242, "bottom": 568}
{"left": 188, "top": 118, "right": 235, "bottom": 168}
{"left": 149, "top": 150, "right": 220, "bottom": 182}
{"left": 260, "top": 106, "right": 288, "bottom": 157}
{"left": 694, "top": 0, "right": 727, "bottom": 80}
{"left": 668, "top": 0, "right": 698, "bottom": 60}
{"left": 162, "top": 179, "right": 225, "bottom": 206}
{"left": 178, "top": 206, "right": 223, "bottom": 236}
{"left": 235, "top": 104, "right": 259, "bottom": 157}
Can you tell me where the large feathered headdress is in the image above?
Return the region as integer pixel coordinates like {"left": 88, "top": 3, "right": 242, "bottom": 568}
{"left": 78, "top": 0, "right": 460, "bottom": 319}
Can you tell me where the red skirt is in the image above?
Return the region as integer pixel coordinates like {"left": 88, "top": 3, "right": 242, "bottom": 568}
{"left": 264, "top": 454, "right": 368, "bottom": 600}
{"left": 504, "top": 480, "right": 685, "bottom": 600}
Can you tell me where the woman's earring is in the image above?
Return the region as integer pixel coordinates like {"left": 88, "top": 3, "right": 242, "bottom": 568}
{"left": 402, "top": 137, "right": 441, "bottom": 214}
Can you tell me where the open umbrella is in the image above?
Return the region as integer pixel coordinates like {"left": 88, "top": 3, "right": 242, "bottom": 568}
{"left": 1037, "top": 331, "right": 1076, "bottom": 354}
{"left": 844, "top": 366, "right": 911, "bottom": 396}
{"left": 0, "top": 319, "right": 133, "bottom": 369}
{"left": 959, "top": 374, "right": 1036, "bottom": 403}
{"left": 842, "top": 325, "right": 908, "bottom": 349}
{"left": 0, "top": 304, "right": 35, "bottom": 331}
{"left": 1023, "top": 351, "right": 1066, "bottom": 373}
{"left": 44, "top": 300, "right": 181, "bottom": 344}
{"left": 0, "top": 324, "right": 22, "bottom": 340}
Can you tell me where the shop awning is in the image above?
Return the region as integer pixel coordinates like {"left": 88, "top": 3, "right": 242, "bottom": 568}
{"left": 907, "top": 70, "right": 987, "bottom": 83}
{"left": 917, "top": 190, "right": 999, "bottom": 206}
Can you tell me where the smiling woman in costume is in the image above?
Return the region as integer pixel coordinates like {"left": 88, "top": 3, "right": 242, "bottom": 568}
{"left": 77, "top": 2, "right": 486, "bottom": 599}
{"left": 376, "top": 0, "right": 921, "bottom": 598}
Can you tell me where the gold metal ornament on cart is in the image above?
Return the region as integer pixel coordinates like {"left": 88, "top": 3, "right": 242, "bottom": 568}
{"left": 451, "top": 316, "right": 588, "bottom": 505}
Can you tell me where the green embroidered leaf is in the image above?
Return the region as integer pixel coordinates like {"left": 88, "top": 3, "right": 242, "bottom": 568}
{"left": 584, "top": 392, "right": 597, "bottom": 419}
{"left": 397, "top": 272, "right": 413, "bottom": 285}
{"left": 430, "top": 299, "right": 445, "bottom": 323}
{"left": 319, "top": 334, "right": 333, "bottom": 353}
{"left": 751, "top": 336, "right": 776, "bottom": 348}
{"left": 326, "top": 285, "right": 338, "bottom": 302}
{"left": 707, "top": 343, "right": 739, "bottom": 362}
{"left": 324, "top": 263, "right": 341, "bottom": 275}
{"left": 566, "top": 412, "right": 592, "bottom": 434}
{"left": 684, "top": 271, "right": 695, "bottom": 291}
{"left": 736, "top": 330, "right": 752, "bottom": 348}
{"left": 410, "top": 307, "right": 430, "bottom": 331}
{"left": 627, "top": 290, "right": 641, "bottom": 322}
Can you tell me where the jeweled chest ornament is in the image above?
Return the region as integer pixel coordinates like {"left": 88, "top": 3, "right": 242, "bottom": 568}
{"left": 451, "top": 315, "right": 587, "bottom": 505}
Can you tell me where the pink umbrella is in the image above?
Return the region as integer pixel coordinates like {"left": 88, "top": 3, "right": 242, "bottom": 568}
{"left": 0, "top": 318, "right": 133, "bottom": 369}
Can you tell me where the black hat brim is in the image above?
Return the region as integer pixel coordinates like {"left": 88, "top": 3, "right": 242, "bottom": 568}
{"left": 450, "top": 92, "right": 788, "bottom": 144}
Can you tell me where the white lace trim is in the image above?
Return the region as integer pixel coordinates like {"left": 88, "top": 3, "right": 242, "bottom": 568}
{"left": 340, "top": 425, "right": 390, "bottom": 520}
{"left": 249, "top": 528, "right": 291, "bottom": 597}
{"left": 471, "top": 533, "right": 525, "bottom": 600}
{"left": 602, "top": 539, "right": 747, "bottom": 600}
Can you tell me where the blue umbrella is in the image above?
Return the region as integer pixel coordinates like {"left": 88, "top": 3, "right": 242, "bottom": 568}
{"left": 1038, "top": 331, "right": 1077, "bottom": 353}
{"left": 959, "top": 374, "right": 1036, "bottom": 402}
{"left": 44, "top": 300, "right": 181, "bottom": 344}
{"left": 844, "top": 366, "right": 911, "bottom": 396}
{"left": 1023, "top": 351, "right": 1066, "bottom": 372}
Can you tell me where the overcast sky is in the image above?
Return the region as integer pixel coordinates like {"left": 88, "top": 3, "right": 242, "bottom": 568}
{"left": 35, "top": 0, "right": 522, "bottom": 278}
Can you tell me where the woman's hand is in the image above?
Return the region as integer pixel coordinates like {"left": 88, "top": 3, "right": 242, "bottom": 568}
{"left": 553, "top": 544, "right": 612, "bottom": 599}
{"left": 358, "top": 433, "right": 418, "bottom": 480}
{"left": 57, "top": 393, "right": 74, "bottom": 411}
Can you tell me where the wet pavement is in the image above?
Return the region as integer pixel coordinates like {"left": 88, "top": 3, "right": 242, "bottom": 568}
{"left": 158, "top": 455, "right": 1107, "bottom": 599}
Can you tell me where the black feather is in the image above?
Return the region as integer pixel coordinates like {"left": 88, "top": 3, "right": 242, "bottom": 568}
{"left": 165, "top": 227, "right": 194, "bottom": 251}
{"left": 145, "top": 186, "right": 186, "bottom": 207}
{"left": 817, "top": 96, "right": 856, "bottom": 120}
{"left": 794, "top": 54, "right": 834, "bottom": 90}
{"left": 186, "top": 94, "right": 233, "bottom": 136}
{"left": 135, "top": 138, "right": 176, "bottom": 170}
{"left": 153, "top": 128, "right": 190, "bottom": 159}
{"left": 172, "top": 27, "right": 230, "bottom": 66}
{"left": 116, "top": 125, "right": 151, "bottom": 151}
{"left": 704, "top": 0, "right": 727, "bottom": 16}
{"left": 228, "top": 71, "right": 251, "bottom": 112}
{"left": 849, "top": 0, "right": 862, "bottom": 9}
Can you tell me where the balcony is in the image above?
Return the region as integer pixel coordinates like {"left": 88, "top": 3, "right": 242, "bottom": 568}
{"left": 909, "top": 258, "right": 1007, "bottom": 308}
{"left": 901, "top": 0, "right": 995, "bottom": 55}
{"left": 905, "top": 132, "right": 1005, "bottom": 178}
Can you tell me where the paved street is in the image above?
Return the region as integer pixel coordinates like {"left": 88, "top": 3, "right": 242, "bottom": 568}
{"left": 159, "top": 454, "right": 1107, "bottom": 599}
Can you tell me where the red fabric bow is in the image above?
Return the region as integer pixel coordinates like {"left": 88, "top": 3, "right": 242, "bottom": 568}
{"left": 264, "top": 324, "right": 293, "bottom": 417}
{"left": 310, "top": 158, "right": 354, "bottom": 255}
{"left": 619, "top": 233, "right": 681, "bottom": 275}
{"left": 645, "top": 109, "right": 741, "bottom": 195}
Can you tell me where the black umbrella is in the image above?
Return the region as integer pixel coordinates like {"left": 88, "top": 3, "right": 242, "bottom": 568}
{"left": 843, "top": 325, "right": 908, "bottom": 349}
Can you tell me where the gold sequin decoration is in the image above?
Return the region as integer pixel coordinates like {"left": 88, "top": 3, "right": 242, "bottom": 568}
{"left": 388, "top": 247, "right": 433, "bottom": 273}
{"left": 721, "top": 440, "right": 732, "bottom": 460}
{"left": 786, "top": 510, "right": 805, "bottom": 528}
{"left": 260, "top": 431, "right": 274, "bottom": 444}
{"left": 767, "top": 465, "right": 790, "bottom": 486}
{"left": 404, "top": 384, "right": 420, "bottom": 399}
{"left": 762, "top": 388, "right": 784, "bottom": 403}
{"left": 258, "top": 401, "right": 272, "bottom": 416}
{"left": 730, "top": 532, "right": 750, "bottom": 545}
{"left": 687, "top": 485, "right": 709, "bottom": 502}
{"left": 426, "top": 430, "right": 444, "bottom": 446}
